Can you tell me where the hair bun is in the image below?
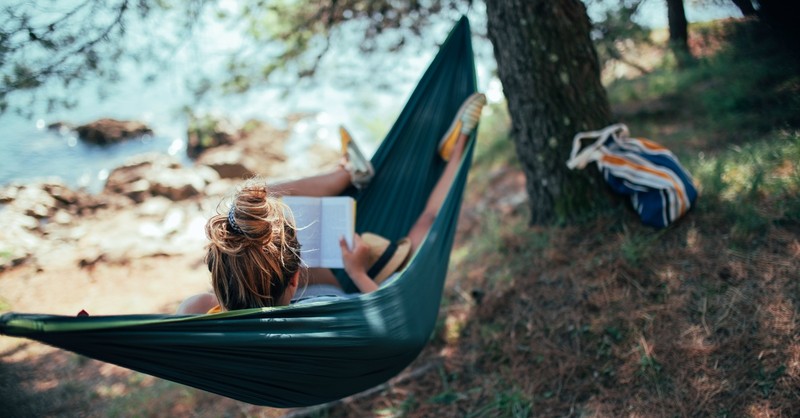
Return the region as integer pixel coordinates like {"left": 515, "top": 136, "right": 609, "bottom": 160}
{"left": 205, "top": 179, "right": 303, "bottom": 310}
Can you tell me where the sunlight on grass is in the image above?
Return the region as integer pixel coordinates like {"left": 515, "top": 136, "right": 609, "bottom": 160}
{"left": 688, "top": 130, "right": 800, "bottom": 239}
{"left": 692, "top": 131, "right": 800, "bottom": 201}
{"left": 444, "top": 311, "right": 468, "bottom": 344}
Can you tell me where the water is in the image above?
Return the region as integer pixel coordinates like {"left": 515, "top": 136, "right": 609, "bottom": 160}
{"left": 0, "top": 120, "right": 187, "bottom": 193}
{"left": 0, "top": 69, "right": 193, "bottom": 193}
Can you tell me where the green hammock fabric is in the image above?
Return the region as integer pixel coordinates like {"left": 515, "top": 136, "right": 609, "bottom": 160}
{"left": 0, "top": 17, "right": 477, "bottom": 408}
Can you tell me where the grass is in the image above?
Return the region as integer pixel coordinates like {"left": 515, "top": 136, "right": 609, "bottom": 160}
{"left": 324, "top": 18, "right": 800, "bottom": 417}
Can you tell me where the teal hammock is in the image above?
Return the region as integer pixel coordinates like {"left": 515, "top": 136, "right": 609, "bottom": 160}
{"left": 0, "top": 17, "right": 477, "bottom": 408}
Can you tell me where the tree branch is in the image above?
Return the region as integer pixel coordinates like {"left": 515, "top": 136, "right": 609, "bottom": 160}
{"left": 0, "top": 0, "right": 130, "bottom": 96}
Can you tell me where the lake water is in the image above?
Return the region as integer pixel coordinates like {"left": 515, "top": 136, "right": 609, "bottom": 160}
{"left": 0, "top": 69, "right": 196, "bottom": 193}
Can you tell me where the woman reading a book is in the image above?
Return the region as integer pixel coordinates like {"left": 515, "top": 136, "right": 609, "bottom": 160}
{"left": 177, "top": 93, "right": 486, "bottom": 314}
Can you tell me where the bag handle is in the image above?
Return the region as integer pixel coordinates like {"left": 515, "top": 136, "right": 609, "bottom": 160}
{"left": 566, "top": 123, "right": 628, "bottom": 170}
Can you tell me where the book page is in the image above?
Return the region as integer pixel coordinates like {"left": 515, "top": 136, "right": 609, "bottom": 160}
{"left": 320, "top": 197, "right": 355, "bottom": 268}
{"left": 282, "top": 196, "right": 322, "bottom": 268}
{"left": 283, "top": 196, "right": 355, "bottom": 268}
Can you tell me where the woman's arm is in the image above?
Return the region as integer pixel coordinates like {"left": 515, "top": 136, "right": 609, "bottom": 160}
{"left": 176, "top": 292, "right": 219, "bottom": 314}
{"left": 339, "top": 234, "right": 379, "bottom": 293}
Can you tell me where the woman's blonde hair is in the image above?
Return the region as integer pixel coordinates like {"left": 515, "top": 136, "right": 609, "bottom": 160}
{"left": 206, "top": 180, "right": 302, "bottom": 310}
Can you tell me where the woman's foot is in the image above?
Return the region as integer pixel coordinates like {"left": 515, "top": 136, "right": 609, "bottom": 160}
{"left": 438, "top": 92, "right": 487, "bottom": 161}
{"left": 340, "top": 126, "right": 374, "bottom": 189}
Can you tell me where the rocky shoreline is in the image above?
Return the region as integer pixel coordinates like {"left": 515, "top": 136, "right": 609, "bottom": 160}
{"left": 0, "top": 117, "right": 341, "bottom": 274}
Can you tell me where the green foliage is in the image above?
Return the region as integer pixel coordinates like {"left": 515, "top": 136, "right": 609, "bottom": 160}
{"left": 428, "top": 365, "right": 469, "bottom": 405}
{"left": 373, "top": 394, "right": 418, "bottom": 417}
{"left": 755, "top": 364, "right": 786, "bottom": 397}
{"left": 620, "top": 225, "right": 662, "bottom": 267}
{"left": 607, "top": 20, "right": 800, "bottom": 136}
{"left": 184, "top": 111, "right": 237, "bottom": 158}
{"left": 688, "top": 131, "right": 800, "bottom": 244}
{"left": 589, "top": 0, "right": 652, "bottom": 73}
{"left": 466, "top": 389, "right": 533, "bottom": 418}
{"left": 3, "top": 0, "right": 473, "bottom": 113}
{"left": 637, "top": 344, "right": 663, "bottom": 378}
{"left": 212, "top": 0, "right": 466, "bottom": 97}
{"left": 1, "top": 0, "right": 202, "bottom": 116}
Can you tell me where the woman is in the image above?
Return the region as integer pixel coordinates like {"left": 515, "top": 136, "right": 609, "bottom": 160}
{"left": 177, "top": 93, "right": 486, "bottom": 314}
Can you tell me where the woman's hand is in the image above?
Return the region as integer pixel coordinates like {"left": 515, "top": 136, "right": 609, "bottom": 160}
{"left": 340, "top": 234, "right": 378, "bottom": 293}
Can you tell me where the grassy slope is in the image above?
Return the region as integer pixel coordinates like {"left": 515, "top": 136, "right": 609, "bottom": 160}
{"left": 328, "top": 19, "right": 800, "bottom": 418}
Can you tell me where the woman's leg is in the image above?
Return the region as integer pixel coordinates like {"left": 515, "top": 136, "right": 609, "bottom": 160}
{"left": 269, "top": 166, "right": 352, "bottom": 197}
{"left": 406, "top": 133, "right": 469, "bottom": 252}
{"left": 405, "top": 93, "right": 485, "bottom": 251}
{"left": 269, "top": 126, "right": 373, "bottom": 197}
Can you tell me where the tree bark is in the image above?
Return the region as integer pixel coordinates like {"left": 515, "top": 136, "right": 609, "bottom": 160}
{"left": 757, "top": 0, "right": 800, "bottom": 44}
{"left": 730, "top": 0, "right": 756, "bottom": 16}
{"left": 484, "top": 0, "right": 613, "bottom": 224}
{"left": 666, "top": 0, "right": 692, "bottom": 67}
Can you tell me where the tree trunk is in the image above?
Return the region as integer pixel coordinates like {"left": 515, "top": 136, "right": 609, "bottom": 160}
{"left": 730, "top": 0, "right": 756, "bottom": 16}
{"left": 484, "top": 0, "right": 613, "bottom": 224}
{"left": 666, "top": 0, "right": 692, "bottom": 67}
{"left": 757, "top": 0, "right": 800, "bottom": 44}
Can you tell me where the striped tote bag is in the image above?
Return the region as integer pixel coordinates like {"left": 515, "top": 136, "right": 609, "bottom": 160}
{"left": 566, "top": 123, "right": 698, "bottom": 228}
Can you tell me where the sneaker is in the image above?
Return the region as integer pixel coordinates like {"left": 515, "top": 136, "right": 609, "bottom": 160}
{"left": 340, "top": 126, "right": 374, "bottom": 189}
{"left": 438, "top": 92, "right": 487, "bottom": 161}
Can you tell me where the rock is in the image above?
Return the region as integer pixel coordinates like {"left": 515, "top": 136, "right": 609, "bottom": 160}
{"left": 197, "top": 147, "right": 256, "bottom": 179}
{"left": 103, "top": 154, "right": 173, "bottom": 201}
{"left": 0, "top": 185, "right": 19, "bottom": 203}
{"left": 193, "top": 164, "right": 223, "bottom": 185}
{"left": 52, "top": 209, "right": 74, "bottom": 225}
{"left": 103, "top": 154, "right": 220, "bottom": 202}
{"left": 12, "top": 212, "right": 40, "bottom": 231}
{"left": 43, "top": 183, "right": 79, "bottom": 206}
{"left": 149, "top": 170, "right": 203, "bottom": 201}
{"left": 186, "top": 114, "right": 239, "bottom": 159}
{"left": 0, "top": 247, "right": 30, "bottom": 271}
{"left": 0, "top": 181, "right": 108, "bottom": 228}
{"left": 76, "top": 118, "right": 153, "bottom": 145}
{"left": 137, "top": 196, "right": 174, "bottom": 217}
{"left": 15, "top": 186, "right": 58, "bottom": 218}
{"left": 0, "top": 211, "right": 43, "bottom": 270}
{"left": 204, "top": 178, "right": 238, "bottom": 198}
{"left": 0, "top": 115, "right": 341, "bottom": 274}
{"left": 190, "top": 118, "right": 294, "bottom": 179}
{"left": 123, "top": 179, "right": 152, "bottom": 204}
{"left": 47, "top": 121, "right": 75, "bottom": 134}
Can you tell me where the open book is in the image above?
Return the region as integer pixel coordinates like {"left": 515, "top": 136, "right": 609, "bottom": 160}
{"left": 282, "top": 196, "right": 356, "bottom": 268}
